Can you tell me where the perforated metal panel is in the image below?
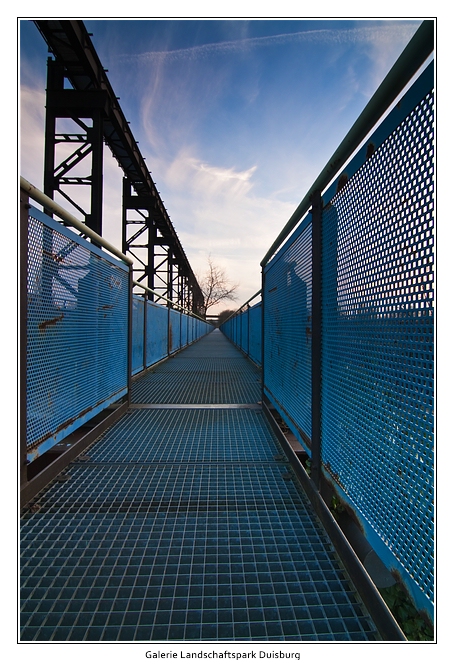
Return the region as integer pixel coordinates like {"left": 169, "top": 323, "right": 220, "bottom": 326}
{"left": 146, "top": 300, "right": 168, "bottom": 366}
{"left": 26, "top": 207, "right": 129, "bottom": 457}
{"left": 264, "top": 214, "right": 313, "bottom": 446}
{"left": 248, "top": 303, "right": 262, "bottom": 366}
{"left": 132, "top": 296, "right": 145, "bottom": 375}
{"left": 321, "top": 87, "right": 434, "bottom": 606}
{"left": 169, "top": 309, "right": 181, "bottom": 354}
{"left": 221, "top": 303, "right": 262, "bottom": 367}
{"left": 181, "top": 313, "right": 189, "bottom": 348}
{"left": 260, "top": 64, "right": 434, "bottom": 616}
{"left": 241, "top": 311, "right": 248, "bottom": 354}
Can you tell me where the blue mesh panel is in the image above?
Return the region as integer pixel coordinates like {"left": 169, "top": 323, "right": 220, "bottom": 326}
{"left": 220, "top": 304, "right": 262, "bottom": 368}
{"left": 321, "top": 88, "right": 434, "bottom": 607}
{"left": 132, "top": 296, "right": 145, "bottom": 375}
{"left": 146, "top": 301, "right": 168, "bottom": 367}
{"left": 26, "top": 208, "right": 129, "bottom": 456}
{"left": 249, "top": 303, "right": 262, "bottom": 366}
{"left": 264, "top": 215, "right": 313, "bottom": 446}
{"left": 181, "top": 313, "right": 189, "bottom": 348}
{"left": 241, "top": 311, "right": 248, "bottom": 354}
{"left": 169, "top": 310, "right": 181, "bottom": 354}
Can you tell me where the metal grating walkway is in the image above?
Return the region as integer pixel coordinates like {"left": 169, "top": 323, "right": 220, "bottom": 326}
{"left": 21, "top": 330, "right": 379, "bottom": 642}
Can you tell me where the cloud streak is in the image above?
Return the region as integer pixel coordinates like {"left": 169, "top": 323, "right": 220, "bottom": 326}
{"left": 117, "top": 23, "right": 419, "bottom": 64}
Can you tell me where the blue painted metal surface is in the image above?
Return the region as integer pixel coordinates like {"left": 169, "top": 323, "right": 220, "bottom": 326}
{"left": 146, "top": 300, "right": 168, "bottom": 366}
{"left": 260, "top": 63, "right": 434, "bottom": 619}
{"left": 220, "top": 301, "right": 263, "bottom": 368}
{"left": 26, "top": 205, "right": 212, "bottom": 465}
{"left": 21, "top": 332, "right": 380, "bottom": 642}
{"left": 320, "top": 67, "right": 434, "bottom": 616}
{"left": 132, "top": 295, "right": 145, "bottom": 375}
{"left": 26, "top": 207, "right": 129, "bottom": 460}
{"left": 263, "top": 213, "right": 313, "bottom": 451}
{"left": 22, "top": 27, "right": 434, "bottom": 638}
{"left": 169, "top": 309, "right": 181, "bottom": 354}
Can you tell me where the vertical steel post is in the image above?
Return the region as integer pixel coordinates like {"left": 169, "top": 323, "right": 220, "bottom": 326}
{"left": 167, "top": 248, "right": 173, "bottom": 303}
{"left": 261, "top": 267, "right": 266, "bottom": 403}
{"left": 43, "top": 59, "right": 62, "bottom": 210}
{"left": 127, "top": 266, "right": 133, "bottom": 406}
{"left": 247, "top": 304, "right": 250, "bottom": 357}
{"left": 180, "top": 309, "right": 182, "bottom": 351}
{"left": 20, "top": 190, "right": 30, "bottom": 486}
{"left": 311, "top": 190, "right": 323, "bottom": 489}
{"left": 143, "top": 292, "right": 148, "bottom": 370}
{"left": 122, "top": 177, "right": 128, "bottom": 256}
{"left": 86, "top": 108, "right": 104, "bottom": 236}
{"left": 147, "top": 218, "right": 157, "bottom": 297}
{"left": 167, "top": 299, "right": 171, "bottom": 358}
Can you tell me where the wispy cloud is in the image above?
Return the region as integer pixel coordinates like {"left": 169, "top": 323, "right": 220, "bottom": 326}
{"left": 20, "top": 85, "right": 46, "bottom": 187}
{"left": 149, "top": 147, "right": 297, "bottom": 307}
{"left": 117, "top": 23, "right": 419, "bottom": 64}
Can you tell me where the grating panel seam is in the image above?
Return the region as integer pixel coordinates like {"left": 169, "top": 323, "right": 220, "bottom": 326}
{"left": 21, "top": 332, "right": 379, "bottom": 642}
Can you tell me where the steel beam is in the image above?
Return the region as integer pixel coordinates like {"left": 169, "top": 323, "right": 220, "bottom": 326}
{"left": 43, "top": 59, "right": 105, "bottom": 235}
{"left": 35, "top": 20, "right": 204, "bottom": 312}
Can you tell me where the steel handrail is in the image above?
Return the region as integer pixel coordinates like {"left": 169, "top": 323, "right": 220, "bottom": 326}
{"left": 220, "top": 289, "right": 262, "bottom": 326}
{"left": 20, "top": 176, "right": 133, "bottom": 266}
{"left": 261, "top": 19, "right": 434, "bottom": 267}
{"left": 132, "top": 281, "right": 208, "bottom": 323}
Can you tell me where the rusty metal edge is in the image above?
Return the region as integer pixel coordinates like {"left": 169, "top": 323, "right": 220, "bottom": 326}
{"left": 262, "top": 400, "right": 407, "bottom": 642}
{"left": 20, "top": 401, "right": 129, "bottom": 508}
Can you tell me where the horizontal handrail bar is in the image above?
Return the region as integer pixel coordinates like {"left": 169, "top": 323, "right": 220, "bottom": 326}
{"left": 222, "top": 289, "right": 262, "bottom": 325}
{"left": 133, "top": 280, "right": 208, "bottom": 323}
{"left": 20, "top": 176, "right": 133, "bottom": 266}
{"left": 261, "top": 19, "right": 434, "bottom": 267}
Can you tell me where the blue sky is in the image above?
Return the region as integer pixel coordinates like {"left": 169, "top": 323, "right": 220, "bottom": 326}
{"left": 20, "top": 18, "right": 423, "bottom": 312}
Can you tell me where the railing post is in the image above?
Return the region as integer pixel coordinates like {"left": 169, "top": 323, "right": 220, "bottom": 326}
{"left": 261, "top": 267, "right": 266, "bottom": 402}
{"left": 167, "top": 303, "right": 171, "bottom": 357}
{"left": 143, "top": 292, "right": 148, "bottom": 370}
{"left": 311, "top": 190, "right": 323, "bottom": 489}
{"left": 180, "top": 309, "right": 182, "bottom": 350}
{"left": 20, "top": 190, "right": 29, "bottom": 486}
{"left": 127, "top": 270, "right": 133, "bottom": 406}
{"left": 247, "top": 304, "right": 250, "bottom": 357}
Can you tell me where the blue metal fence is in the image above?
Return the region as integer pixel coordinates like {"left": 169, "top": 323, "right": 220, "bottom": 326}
{"left": 25, "top": 204, "right": 213, "bottom": 462}
{"left": 223, "top": 60, "right": 434, "bottom": 620}
{"left": 220, "top": 300, "right": 262, "bottom": 367}
{"left": 146, "top": 299, "right": 168, "bottom": 366}
{"left": 130, "top": 292, "right": 213, "bottom": 376}
{"left": 26, "top": 206, "right": 130, "bottom": 461}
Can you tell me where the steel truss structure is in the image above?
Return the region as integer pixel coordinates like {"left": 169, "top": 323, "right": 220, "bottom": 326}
{"left": 35, "top": 20, "right": 204, "bottom": 313}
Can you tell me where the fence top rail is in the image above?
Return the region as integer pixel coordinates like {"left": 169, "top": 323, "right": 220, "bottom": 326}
{"left": 221, "top": 289, "right": 262, "bottom": 325}
{"left": 20, "top": 176, "right": 133, "bottom": 267}
{"left": 133, "top": 281, "right": 208, "bottom": 323}
{"left": 260, "top": 19, "right": 434, "bottom": 268}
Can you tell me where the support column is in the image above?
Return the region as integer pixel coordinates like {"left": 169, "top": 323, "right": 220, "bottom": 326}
{"left": 86, "top": 109, "right": 104, "bottom": 236}
{"left": 43, "top": 58, "right": 105, "bottom": 235}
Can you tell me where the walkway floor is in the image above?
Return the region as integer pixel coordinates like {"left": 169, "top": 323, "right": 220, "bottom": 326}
{"left": 20, "top": 330, "right": 379, "bottom": 642}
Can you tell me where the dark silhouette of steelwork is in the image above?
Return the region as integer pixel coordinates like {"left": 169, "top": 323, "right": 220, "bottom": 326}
{"left": 36, "top": 20, "right": 204, "bottom": 313}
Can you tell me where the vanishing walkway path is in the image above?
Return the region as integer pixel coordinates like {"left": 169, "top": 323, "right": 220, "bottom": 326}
{"left": 20, "top": 330, "right": 379, "bottom": 641}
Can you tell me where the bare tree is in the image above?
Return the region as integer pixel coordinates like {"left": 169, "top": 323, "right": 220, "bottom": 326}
{"left": 198, "top": 256, "right": 239, "bottom": 317}
{"left": 217, "top": 309, "right": 236, "bottom": 327}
